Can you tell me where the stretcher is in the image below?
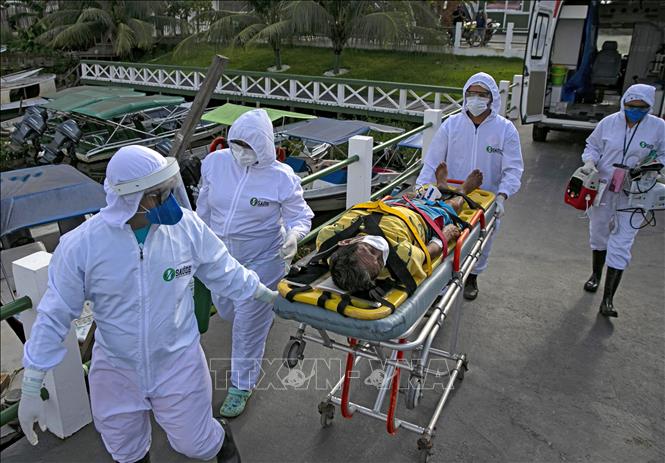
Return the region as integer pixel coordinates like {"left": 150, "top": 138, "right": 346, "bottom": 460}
{"left": 273, "top": 180, "right": 498, "bottom": 462}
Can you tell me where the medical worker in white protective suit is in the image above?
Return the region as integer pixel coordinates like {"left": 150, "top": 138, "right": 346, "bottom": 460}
{"left": 416, "top": 72, "right": 524, "bottom": 300}
{"left": 197, "top": 109, "right": 313, "bottom": 417}
{"left": 579, "top": 84, "right": 665, "bottom": 318}
{"left": 19, "top": 145, "right": 279, "bottom": 463}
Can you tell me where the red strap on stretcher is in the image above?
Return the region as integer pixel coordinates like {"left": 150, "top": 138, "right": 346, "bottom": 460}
{"left": 400, "top": 195, "right": 448, "bottom": 258}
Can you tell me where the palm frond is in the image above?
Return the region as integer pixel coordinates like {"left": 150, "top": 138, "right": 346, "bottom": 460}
{"left": 127, "top": 18, "right": 154, "bottom": 49}
{"left": 40, "top": 9, "right": 82, "bottom": 28}
{"left": 173, "top": 32, "right": 205, "bottom": 58}
{"left": 206, "top": 14, "right": 261, "bottom": 44}
{"left": 245, "top": 19, "right": 292, "bottom": 46}
{"left": 50, "top": 21, "right": 97, "bottom": 49}
{"left": 233, "top": 22, "right": 266, "bottom": 47}
{"left": 77, "top": 7, "right": 114, "bottom": 28}
{"left": 286, "top": 0, "right": 331, "bottom": 35}
{"left": 353, "top": 11, "right": 409, "bottom": 44}
{"left": 114, "top": 22, "right": 135, "bottom": 56}
{"left": 36, "top": 24, "right": 71, "bottom": 45}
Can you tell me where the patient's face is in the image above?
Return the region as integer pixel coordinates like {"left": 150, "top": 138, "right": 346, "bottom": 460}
{"left": 339, "top": 237, "right": 384, "bottom": 280}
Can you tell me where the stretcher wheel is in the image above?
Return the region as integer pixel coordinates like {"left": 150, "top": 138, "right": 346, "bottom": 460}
{"left": 417, "top": 436, "right": 433, "bottom": 462}
{"left": 318, "top": 401, "right": 334, "bottom": 428}
{"left": 283, "top": 339, "right": 305, "bottom": 369}
{"left": 457, "top": 358, "right": 469, "bottom": 381}
{"left": 405, "top": 377, "right": 423, "bottom": 410}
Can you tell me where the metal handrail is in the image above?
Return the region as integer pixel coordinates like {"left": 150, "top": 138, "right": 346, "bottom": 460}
{"left": 372, "top": 123, "right": 432, "bottom": 154}
{"left": 299, "top": 209, "right": 347, "bottom": 246}
{"left": 370, "top": 162, "right": 422, "bottom": 201}
{"left": 1, "top": 402, "right": 19, "bottom": 427}
{"left": 300, "top": 155, "right": 359, "bottom": 186}
{"left": 0, "top": 296, "right": 32, "bottom": 321}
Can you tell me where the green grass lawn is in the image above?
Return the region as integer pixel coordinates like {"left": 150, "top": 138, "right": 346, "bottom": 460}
{"left": 150, "top": 44, "right": 523, "bottom": 88}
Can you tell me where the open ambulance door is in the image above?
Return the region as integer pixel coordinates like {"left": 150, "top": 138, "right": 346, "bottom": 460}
{"left": 521, "top": 1, "right": 559, "bottom": 123}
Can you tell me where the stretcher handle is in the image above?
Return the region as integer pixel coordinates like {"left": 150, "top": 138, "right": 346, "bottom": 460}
{"left": 453, "top": 208, "right": 486, "bottom": 272}
{"left": 341, "top": 338, "right": 357, "bottom": 419}
{"left": 387, "top": 338, "right": 406, "bottom": 435}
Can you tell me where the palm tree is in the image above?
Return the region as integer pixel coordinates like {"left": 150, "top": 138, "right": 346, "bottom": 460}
{"left": 38, "top": 1, "right": 166, "bottom": 58}
{"left": 288, "top": 0, "right": 443, "bottom": 75}
{"left": 176, "top": 0, "right": 292, "bottom": 71}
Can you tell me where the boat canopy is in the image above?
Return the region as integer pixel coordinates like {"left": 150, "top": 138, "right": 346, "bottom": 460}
{"left": 276, "top": 117, "right": 403, "bottom": 146}
{"left": 201, "top": 103, "right": 316, "bottom": 126}
{"left": 1, "top": 165, "right": 106, "bottom": 237}
{"left": 41, "top": 86, "right": 184, "bottom": 119}
{"left": 396, "top": 132, "right": 423, "bottom": 149}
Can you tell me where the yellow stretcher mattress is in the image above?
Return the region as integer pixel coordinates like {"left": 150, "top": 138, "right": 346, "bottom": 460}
{"left": 278, "top": 189, "right": 495, "bottom": 320}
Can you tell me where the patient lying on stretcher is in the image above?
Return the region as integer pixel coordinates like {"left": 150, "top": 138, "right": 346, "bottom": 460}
{"left": 315, "top": 163, "right": 484, "bottom": 294}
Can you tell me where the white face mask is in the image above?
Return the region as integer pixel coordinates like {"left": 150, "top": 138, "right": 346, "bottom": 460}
{"left": 230, "top": 141, "right": 258, "bottom": 166}
{"left": 466, "top": 96, "right": 490, "bottom": 117}
{"left": 360, "top": 235, "right": 389, "bottom": 265}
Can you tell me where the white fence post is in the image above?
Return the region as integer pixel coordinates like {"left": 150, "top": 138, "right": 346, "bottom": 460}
{"left": 509, "top": 74, "right": 523, "bottom": 120}
{"left": 454, "top": 22, "right": 462, "bottom": 49}
{"left": 504, "top": 22, "right": 514, "bottom": 57}
{"left": 346, "top": 135, "right": 373, "bottom": 208}
{"left": 422, "top": 109, "right": 443, "bottom": 157}
{"left": 499, "top": 80, "right": 510, "bottom": 117}
{"left": 13, "top": 252, "right": 92, "bottom": 439}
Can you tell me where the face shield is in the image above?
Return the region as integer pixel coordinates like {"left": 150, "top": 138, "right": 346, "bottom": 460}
{"left": 110, "top": 157, "right": 191, "bottom": 225}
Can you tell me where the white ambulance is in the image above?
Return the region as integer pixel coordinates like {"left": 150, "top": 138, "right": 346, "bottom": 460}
{"left": 521, "top": 0, "right": 664, "bottom": 142}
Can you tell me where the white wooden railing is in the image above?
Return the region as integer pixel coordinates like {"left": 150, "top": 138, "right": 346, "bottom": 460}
{"left": 80, "top": 60, "right": 465, "bottom": 119}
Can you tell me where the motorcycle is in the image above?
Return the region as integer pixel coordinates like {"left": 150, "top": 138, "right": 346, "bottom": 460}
{"left": 462, "top": 19, "right": 499, "bottom": 47}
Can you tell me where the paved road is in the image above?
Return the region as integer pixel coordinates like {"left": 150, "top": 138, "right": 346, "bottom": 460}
{"left": 3, "top": 123, "right": 664, "bottom": 462}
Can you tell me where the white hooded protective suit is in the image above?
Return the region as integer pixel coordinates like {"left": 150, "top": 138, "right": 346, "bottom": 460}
{"left": 582, "top": 84, "right": 665, "bottom": 269}
{"left": 197, "top": 109, "right": 313, "bottom": 390}
{"left": 24, "top": 146, "right": 261, "bottom": 462}
{"left": 416, "top": 72, "right": 524, "bottom": 273}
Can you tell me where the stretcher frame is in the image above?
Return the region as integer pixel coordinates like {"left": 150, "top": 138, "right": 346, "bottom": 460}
{"left": 279, "top": 193, "right": 497, "bottom": 462}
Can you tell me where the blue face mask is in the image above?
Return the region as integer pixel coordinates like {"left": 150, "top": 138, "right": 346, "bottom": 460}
{"left": 142, "top": 193, "right": 183, "bottom": 225}
{"left": 624, "top": 107, "right": 649, "bottom": 124}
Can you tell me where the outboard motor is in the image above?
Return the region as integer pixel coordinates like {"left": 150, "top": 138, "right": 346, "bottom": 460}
{"left": 39, "top": 119, "right": 83, "bottom": 165}
{"left": 10, "top": 111, "right": 47, "bottom": 147}
{"left": 154, "top": 139, "right": 173, "bottom": 157}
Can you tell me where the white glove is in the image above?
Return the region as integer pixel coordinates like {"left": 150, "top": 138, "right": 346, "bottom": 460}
{"left": 279, "top": 230, "right": 299, "bottom": 261}
{"left": 580, "top": 160, "right": 598, "bottom": 175}
{"left": 253, "top": 283, "right": 278, "bottom": 305}
{"left": 494, "top": 194, "right": 506, "bottom": 218}
{"left": 19, "top": 368, "right": 47, "bottom": 445}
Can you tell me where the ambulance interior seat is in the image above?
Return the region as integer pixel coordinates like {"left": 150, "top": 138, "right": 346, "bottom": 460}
{"left": 591, "top": 41, "right": 622, "bottom": 87}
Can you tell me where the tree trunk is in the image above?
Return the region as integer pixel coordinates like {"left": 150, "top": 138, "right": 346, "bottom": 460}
{"left": 333, "top": 50, "right": 342, "bottom": 75}
{"left": 271, "top": 37, "right": 282, "bottom": 70}
{"left": 274, "top": 48, "right": 282, "bottom": 70}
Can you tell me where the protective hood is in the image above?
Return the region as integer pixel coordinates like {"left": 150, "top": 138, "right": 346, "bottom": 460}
{"left": 462, "top": 72, "right": 501, "bottom": 117}
{"left": 227, "top": 109, "right": 276, "bottom": 168}
{"left": 620, "top": 84, "right": 656, "bottom": 113}
{"left": 100, "top": 145, "right": 167, "bottom": 228}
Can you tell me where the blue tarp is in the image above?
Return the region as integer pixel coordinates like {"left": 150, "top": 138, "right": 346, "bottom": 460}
{"left": 277, "top": 117, "right": 403, "bottom": 146}
{"left": 397, "top": 132, "right": 423, "bottom": 149}
{"left": 1, "top": 165, "right": 106, "bottom": 236}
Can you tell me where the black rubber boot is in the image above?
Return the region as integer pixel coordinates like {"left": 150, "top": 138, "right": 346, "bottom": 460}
{"left": 463, "top": 274, "right": 478, "bottom": 300}
{"left": 217, "top": 419, "right": 241, "bottom": 463}
{"left": 120, "top": 452, "right": 149, "bottom": 463}
{"left": 599, "top": 267, "right": 623, "bottom": 318}
{"left": 584, "top": 250, "right": 606, "bottom": 292}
